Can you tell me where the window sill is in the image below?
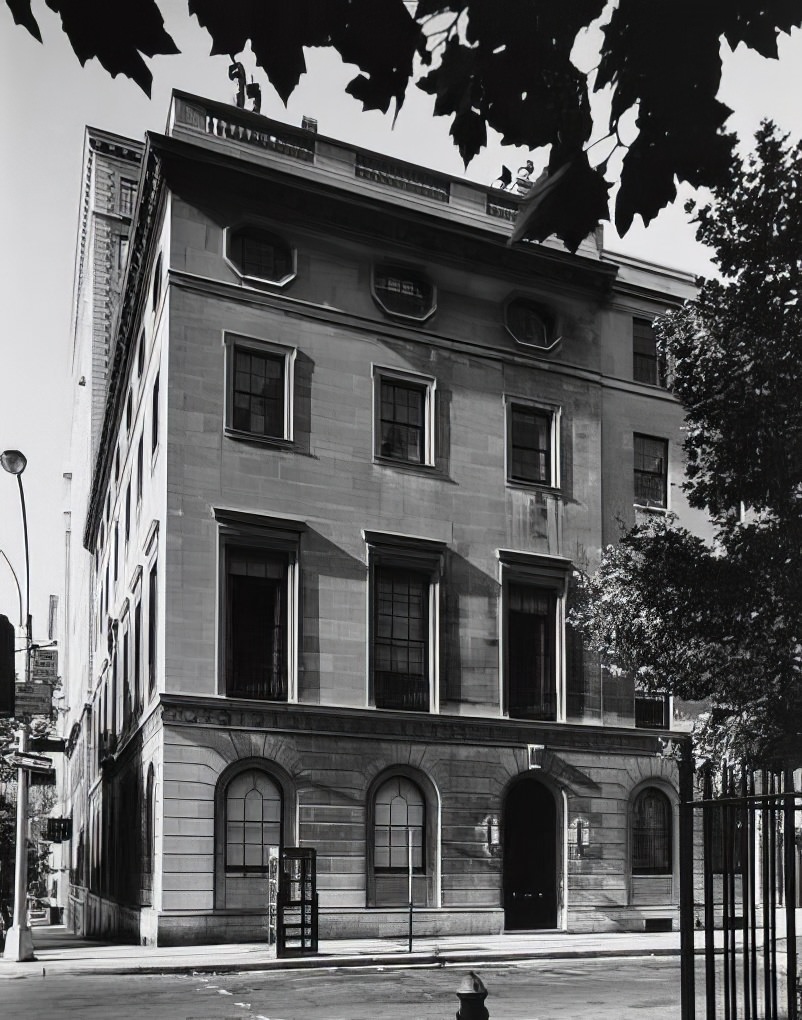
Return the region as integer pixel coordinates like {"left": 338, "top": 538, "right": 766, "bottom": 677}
{"left": 374, "top": 455, "right": 438, "bottom": 476}
{"left": 224, "top": 427, "right": 294, "bottom": 450}
{"left": 633, "top": 503, "right": 669, "bottom": 514}
{"left": 506, "top": 479, "right": 561, "bottom": 496}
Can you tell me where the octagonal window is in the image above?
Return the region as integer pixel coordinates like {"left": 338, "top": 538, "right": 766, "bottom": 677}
{"left": 227, "top": 226, "right": 295, "bottom": 286}
{"left": 505, "top": 299, "right": 558, "bottom": 351}
{"left": 373, "top": 266, "right": 436, "bottom": 322}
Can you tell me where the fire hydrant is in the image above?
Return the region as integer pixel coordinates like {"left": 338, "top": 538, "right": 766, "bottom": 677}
{"left": 455, "top": 971, "right": 489, "bottom": 1019}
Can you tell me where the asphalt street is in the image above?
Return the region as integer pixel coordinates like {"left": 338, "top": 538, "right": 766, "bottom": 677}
{"left": 1, "top": 955, "right": 686, "bottom": 1019}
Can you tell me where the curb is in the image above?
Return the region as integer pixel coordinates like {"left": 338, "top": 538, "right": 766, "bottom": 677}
{"left": 2, "top": 946, "right": 683, "bottom": 980}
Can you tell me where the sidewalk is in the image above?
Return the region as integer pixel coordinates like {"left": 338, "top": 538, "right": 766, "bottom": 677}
{"left": 0, "top": 924, "right": 682, "bottom": 981}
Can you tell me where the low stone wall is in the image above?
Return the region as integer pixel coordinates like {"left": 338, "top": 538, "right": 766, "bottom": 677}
{"left": 319, "top": 906, "right": 504, "bottom": 940}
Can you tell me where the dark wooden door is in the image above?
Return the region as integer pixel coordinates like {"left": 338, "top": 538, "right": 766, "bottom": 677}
{"left": 503, "top": 778, "right": 558, "bottom": 930}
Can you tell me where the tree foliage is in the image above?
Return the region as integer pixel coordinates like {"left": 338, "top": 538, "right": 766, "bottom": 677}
{"left": 7, "top": 0, "right": 802, "bottom": 250}
{"left": 571, "top": 124, "right": 802, "bottom": 764}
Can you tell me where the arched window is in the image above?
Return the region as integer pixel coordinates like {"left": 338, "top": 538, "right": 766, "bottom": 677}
{"left": 374, "top": 776, "right": 425, "bottom": 873}
{"left": 632, "top": 787, "right": 672, "bottom": 875}
{"left": 225, "top": 769, "right": 282, "bottom": 873}
{"left": 369, "top": 773, "right": 436, "bottom": 908}
{"left": 215, "top": 763, "right": 290, "bottom": 910}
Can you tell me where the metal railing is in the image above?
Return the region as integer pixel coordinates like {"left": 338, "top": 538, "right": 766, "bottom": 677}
{"left": 355, "top": 153, "right": 450, "bottom": 202}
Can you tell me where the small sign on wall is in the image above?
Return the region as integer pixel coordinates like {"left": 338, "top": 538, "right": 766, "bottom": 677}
{"left": 528, "top": 744, "right": 545, "bottom": 769}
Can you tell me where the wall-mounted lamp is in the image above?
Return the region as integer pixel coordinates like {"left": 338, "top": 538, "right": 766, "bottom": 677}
{"left": 486, "top": 815, "right": 501, "bottom": 855}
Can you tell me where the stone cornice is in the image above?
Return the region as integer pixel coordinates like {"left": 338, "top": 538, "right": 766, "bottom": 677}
{"left": 158, "top": 692, "right": 673, "bottom": 755}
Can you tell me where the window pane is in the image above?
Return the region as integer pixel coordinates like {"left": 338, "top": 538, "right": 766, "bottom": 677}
{"left": 225, "top": 770, "right": 282, "bottom": 872}
{"left": 633, "top": 319, "right": 666, "bottom": 386}
{"left": 634, "top": 435, "right": 668, "bottom": 507}
{"left": 373, "top": 568, "right": 429, "bottom": 711}
{"left": 632, "top": 788, "right": 672, "bottom": 874}
{"left": 373, "top": 777, "right": 425, "bottom": 873}
{"left": 232, "top": 229, "right": 292, "bottom": 281}
{"left": 226, "top": 548, "right": 288, "bottom": 701}
{"left": 507, "top": 584, "right": 556, "bottom": 720}
{"left": 231, "top": 347, "right": 285, "bottom": 438}
{"left": 374, "top": 270, "right": 433, "bottom": 318}
{"left": 509, "top": 405, "right": 551, "bottom": 484}
{"left": 378, "top": 380, "right": 426, "bottom": 463}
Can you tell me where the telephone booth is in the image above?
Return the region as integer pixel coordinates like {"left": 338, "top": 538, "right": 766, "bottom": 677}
{"left": 276, "top": 847, "right": 318, "bottom": 956}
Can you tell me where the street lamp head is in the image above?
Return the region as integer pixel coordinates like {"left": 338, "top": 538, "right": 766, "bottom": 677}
{"left": 0, "top": 450, "right": 27, "bottom": 476}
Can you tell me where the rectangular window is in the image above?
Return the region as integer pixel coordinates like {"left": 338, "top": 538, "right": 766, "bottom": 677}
{"left": 119, "top": 178, "right": 136, "bottom": 217}
{"left": 634, "top": 434, "right": 668, "bottom": 508}
{"left": 113, "top": 524, "right": 119, "bottom": 583}
{"left": 224, "top": 547, "right": 289, "bottom": 701}
{"left": 507, "top": 583, "right": 557, "bottom": 720}
{"left": 122, "top": 629, "right": 130, "bottom": 728}
{"left": 374, "top": 371, "right": 435, "bottom": 466}
{"left": 133, "top": 601, "right": 141, "bottom": 715}
{"left": 229, "top": 346, "right": 286, "bottom": 439}
{"left": 508, "top": 403, "right": 554, "bottom": 485}
{"left": 148, "top": 561, "right": 157, "bottom": 695}
{"left": 124, "top": 483, "right": 131, "bottom": 543}
{"left": 136, "top": 436, "right": 143, "bottom": 505}
{"left": 137, "top": 329, "right": 145, "bottom": 378}
{"left": 373, "top": 567, "right": 429, "bottom": 712}
{"left": 633, "top": 318, "right": 667, "bottom": 387}
{"left": 634, "top": 694, "right": 669, "bottom": 729}
{"left": 118, "top": 236, "right": 129, "bottom": 271}
{"left": 151, "top": 373, "right": 159, "bottom": 455}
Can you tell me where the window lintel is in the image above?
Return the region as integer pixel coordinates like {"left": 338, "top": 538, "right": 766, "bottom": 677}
{"left": 214, "top": 506, "right": 306, "bottom": 545}
{"left": 364, "top": 529, "right": 446, "bottom": 573}
{"left": 497, "top": 549, "right": 571, "bottom": 590}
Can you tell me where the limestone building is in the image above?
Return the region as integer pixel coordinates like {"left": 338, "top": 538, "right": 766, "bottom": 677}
{"left": 59, "top": 90, "right": 709, "bottom": 945}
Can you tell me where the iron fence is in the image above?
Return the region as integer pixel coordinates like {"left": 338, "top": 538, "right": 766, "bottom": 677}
{"left": 681, "top": 763, "right": 800, "bottom": 1020}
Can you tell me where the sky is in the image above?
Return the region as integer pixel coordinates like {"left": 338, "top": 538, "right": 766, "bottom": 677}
{"left": 1, "top": 2, "right": 801, "bottom": 656}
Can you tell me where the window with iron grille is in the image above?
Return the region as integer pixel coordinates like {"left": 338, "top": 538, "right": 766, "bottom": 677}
{"left": 633, "top": 318, "right": 667, "bottom": 387}
{"left": 373, "top": 567, "right": 429, "bottom": 712}
{"left": 634, "top": 434, "right": 668, "bottom": 508}
{"left": 228, "top": 345, "right": 286, "bottom": 440}
{"left": 373, "top": 776, "right": 425, "bottom": 872}
{"left": 224, "top": 547, "right": 289, "bottom": 701}
{"left": 224, "top": 769, "right": 282, "bottom": 873}
{"left": 507, "top": 583, "right": 557, "bottom": 720}
{"left": 373, "top": 267, "right": 435, "bottom": 321}
{"left": 377, "top": 377, "right": 428, "bottom": 464}
{"left": 508, "top": 404, "right": 554, "bottom": 485}
{"left": 632, "top": 787, "right": 672, "bottom": 874}
{"left": 227, "top": 227, "right": 294, "bottom": 284}
{"left": 634, "top": 694, "right": 669, "bottom": 729}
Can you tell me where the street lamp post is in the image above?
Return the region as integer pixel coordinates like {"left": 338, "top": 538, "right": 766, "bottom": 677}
{"left": 1, "top": 449, "right": 35, "bottom": 962}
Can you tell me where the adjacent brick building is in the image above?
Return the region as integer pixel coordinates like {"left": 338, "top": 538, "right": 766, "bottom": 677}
{"left": 59, "top": 91, "right": 710, "bottom": 945}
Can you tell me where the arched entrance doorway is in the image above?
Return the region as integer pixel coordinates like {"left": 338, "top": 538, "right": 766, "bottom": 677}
{"left": 503, "top": 776, "right": 559, "bottom": 930}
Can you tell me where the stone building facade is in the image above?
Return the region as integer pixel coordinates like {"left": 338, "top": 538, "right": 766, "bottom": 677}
{"left": 59, "top": 90, "right": 710, "bottom": 945}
